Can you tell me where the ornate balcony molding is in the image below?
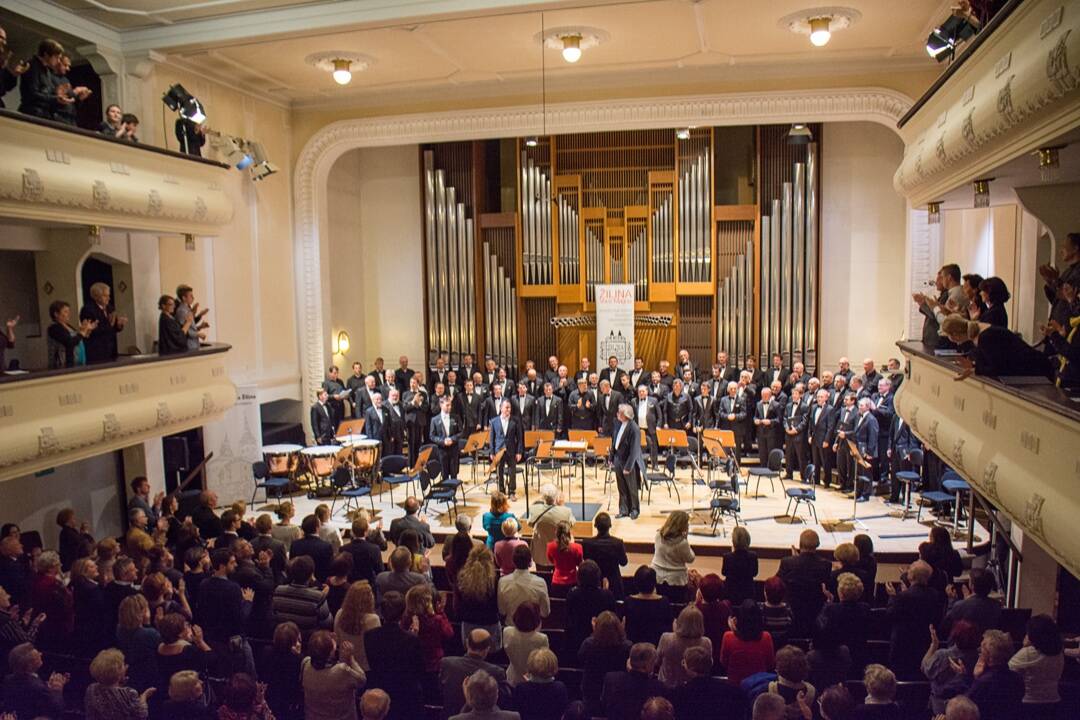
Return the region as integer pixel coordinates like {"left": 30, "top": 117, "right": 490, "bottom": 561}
{"left": 896, "top": 343, "right": 1080, "bottom": 579}
{"left": 0, "top": 346, "right": 235, "bottom": 482}
{"left": 0, "top": 111, "right": 233, "bottom": 234}
{"left": 893, "top": 0, "right": 1080, "bottom": 206}
{"left": 292, "top": 87, "right": 913, "bottom": 417}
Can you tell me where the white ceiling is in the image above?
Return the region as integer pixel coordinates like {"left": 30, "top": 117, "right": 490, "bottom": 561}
{"left": 34, "top": 0, "right": 952, "bottom": 107}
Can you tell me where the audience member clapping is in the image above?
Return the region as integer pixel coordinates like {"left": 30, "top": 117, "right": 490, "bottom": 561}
{"left": 767, "top": 644, "right": 815, "bottom": 712}
{"left": 657, "top": 605, "right": 710, "bottom": 688}
{"left": 159, "top": 669, "right": 213, "bottom": 720}
{"left": 719, "top": 599, "right": 774, "bottom": 687}
{"left": 301, "top": 629, "right": 366, "bottom": 720}
{"left": 262, "top": 621, "right": 303, "bottom": 718}
{"left": 29, "top": 550, "right": 71, "bottom": 652}
{"left": 759, "top": 575, "right": 793, "bottom": 647}
{"left": 1008, "top": 614, "right": 1064, "bottom": 718}
{"left": 115, "top": 593, "right": 161, "bottom": 692}
{"left": 51, "top": 53, "right": 91, "bottom": 126}
{"left": 47, "top": 300, "right": 96, "bottom": 369}
{"left": 512, "top": 648, "right": 569, "bottom": 720}
{"left": 17, "top": 39, "right": 64, "bottom": 120}
{"left": 401, "top": 583, "right": 452, "bottom": 674}
{"left": 84, "top": 647, "right": 153, "bottom": 720}
{"left": 577, "top": 610, "right": 630, "bottom": 716}
{"left": 0, "top": 25, "right": 31, "bottom": 110}
{"left": 503, "top": 601, "right": 548, "bottom": 687}
{"left": 218, "top": 672, "right": 273, "bottom": 720}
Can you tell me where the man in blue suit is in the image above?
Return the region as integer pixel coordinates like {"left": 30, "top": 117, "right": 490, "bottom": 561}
{"left": 611, "top": 404, "right": 645, "bottom": 519}
{"left": 489, "top": 399, "right": 523, "bottom": 499}
{"left": 853, "top": 397, "right": 879, "bottom": 502}
{"left": 429, "top": 396, "right": 461, "bottom": 481}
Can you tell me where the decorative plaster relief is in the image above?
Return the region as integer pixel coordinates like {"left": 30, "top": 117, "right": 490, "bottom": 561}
{"left": 102, "top": 413, "right": 120, "bottom": 440}
{"left": 92, "top": 180, "right": 110, "bottom": 209}
{"left": 38, "top": 427, "right": 59, "bottom": 455}
{"left": 22, "top": 169, "right": 43, "bottom": 201}
{"left": 952, "top": 438, "right": 965, "bottom": 471}
{"left": 156, "top": 402, "right": 172, "bottom": 427}
{"left": 982, "top": 461, "right": 999, "bottom": 501}
{"left": 1020, "top": 430, "right": 1041, "bottom": 454}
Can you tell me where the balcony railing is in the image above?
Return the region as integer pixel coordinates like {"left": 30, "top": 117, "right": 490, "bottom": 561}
{"left": 895, "top": 341, "right": 1080, "bottom": 579}
{"left": 0, "top": 344, "right": 235, "bottom": 482}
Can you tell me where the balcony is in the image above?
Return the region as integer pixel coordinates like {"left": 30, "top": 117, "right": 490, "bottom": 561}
{"left": 0, "top": 109, "right": 233, "bottom": 234}
{"left": 894, "top": 341, "right": 1080, "bottom": 578}
{"left": 0, "top": 344, "right": 236, "bottom": 482}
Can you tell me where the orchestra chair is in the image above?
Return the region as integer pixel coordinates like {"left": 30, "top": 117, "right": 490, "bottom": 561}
{"left": 918, "top": 469, "right": 967, "bottom": 529}
{"left": 589, "top": 436, "right": 613, "bottom": 488}
{"left": 894, "top": 448, "right": 924, "bottom": 520}
{"left": 528, "top": 440, "right": 562, "bottom": 494}
{"left": 382, "top": 445, "right": 432, "bottom": 505}
{"left": 420, "top": 458, "right": 459, "bottom": 518}
{"left": 709, "top": 460, "right": 741, "bottom": 534}
{"left": 250, "top": 461, "right": 290, "bottom": 505}
{"left": 785, "top": 463, "right": 818, "bottom": 524}
{"left": 330, "top": 464, "right": 375, "bottom": 517}
{"left": 460, "top": 431, "right": 489, "bottom": 485}
{"left": 747, "top": 448, "right": 786, "bottom": 498}
{"left": 644, "top": 453, "right": 680, "bottom": 504}
{"left": 483, "top": 448, "right": 506, "bottom": 493}
{"left": 523, "top": 430, "right": 556, "bottom": 494}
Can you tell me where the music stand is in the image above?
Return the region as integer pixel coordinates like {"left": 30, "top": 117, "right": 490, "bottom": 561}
{"left": 655, "top": 429, "right": 694, "bottom": 514}
{"left": 553, "top": 439, "right": 589, "bottom": 518}
{"left": 461, "top": 431, "right": 488, "bottom": 485}
{"left": 841, "top": 438, "right": 873, "bottom": 530}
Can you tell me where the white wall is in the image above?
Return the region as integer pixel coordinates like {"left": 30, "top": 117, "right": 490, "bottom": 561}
{"left": 327, "top": 145, "right": 424, "bottom": 369}
{"left": 820, "top": 122, "right": 907, "bottom": 365}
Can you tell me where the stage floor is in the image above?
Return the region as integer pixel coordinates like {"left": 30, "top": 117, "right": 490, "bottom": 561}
{"left": 261, "top": 462, "right": 984, "bottom": 563}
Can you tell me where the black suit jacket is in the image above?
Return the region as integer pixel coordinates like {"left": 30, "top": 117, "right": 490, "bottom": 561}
{"left": 490, "top": 415, "right": 524, "bottom": 458}
{"left": 310, "top": 402, "right": 334, "bottom": 443}
{"left": 754, "top": 399, "right": 781, "bottom": 439}
{"left": 807, "top": 403, "right": 836, "bottom": 446}
{"left": 536, "top": 395, "right": 563, "bottom": 434}
{"left": 460, "top": 391, "right": 485, "bottom": 431}
{"left": 364, "top": 405, "right": 388, "bottom": 444}
{"left": 428, "top": 368, "right": 449, "bottom": 393}
{"left": 778, "top": 552, "right": 832, "bottom": 633}
{"left": 250, "top": 534, "right": 288, "bottom": 584}
{"left": 342, "top": 538, "right": 383, "bottom": 585}
{"left": 693, "top": 395, "right": 716, "bottom": 429}
{"left": 365, "top": 624, "right": 424, "bottom": 717}
{"left": 387, "top": 514, "right": 436, "bottom": 549}
{"left": 79, "top": 302, "right": 120, "bottom": 364}
{"left": 663, "top": 393, "right": 693, "bottom": 430}
{"left": 394, "top": 367, "right": 415, "bottom": 393}
{"left": 765, "top": 366, "right": 789, "bottom": 388}
{"left": 673, "top": 675, "right": 747, "bottom": 720}
{"left": 633, "top": 396, "right": 662, "bottom": 433}
{"left": 510, "top": 393, "right": 536, "bottom": 430}
{"left": 595, "top": 390, "right": 623, "bottom": 435}
{"left": 782, "top": 399, "right": 808, "bottom": 439}
{"left": 384, "top": 401, "right": 407, "bottom": 442}
{"left": 598, "top": 367, "right": 626, "bottom": 389}
{"left": 290, "top": 534, "right": 333, "bottom": 581}
{"left": 602, "top": 670, "right": 668, "bottom": 720}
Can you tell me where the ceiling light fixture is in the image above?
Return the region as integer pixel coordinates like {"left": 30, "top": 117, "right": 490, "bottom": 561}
{"left": 331, "top": 59, "right": 352, "bottom": 85}
{"left": 808, "top": 17, "right": 831, "bottom": 46}
{"left": 973, "top": 178, "right": 992, "bottom": 209}
{"left": 787, "top": 123, "right": 813, "bottom": 145}
{"left": 525, "top": 136, "right": 539, "bottom": 148}
{"left": 1035, "top": 146, "right": 1063, "bottom": 183}
{"left": 561, "top": 34, "right": 582, "bottom": 63}
{"left": 675, "top": 128, "right": 692, "bottom": 141}
{"left": 927, "top": 201, "right": 942, "bottom": 225}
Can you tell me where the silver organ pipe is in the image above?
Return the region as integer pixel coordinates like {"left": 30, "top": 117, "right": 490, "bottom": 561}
{"left": 678, "top": 154, "right": 711, "bottom": 283}
{"left": 780, "top": 181, "right": 792, "bottom": 363}
{"left": 423, "top": 153, "right": 438, "bottom": 358}
{"left": 805, "top": 143, "right": 818, "bottom": 369}
{"left": 743, "top": 239, "right": 753, "bottom": 364}
{"left": 465, "top": 217, "right": 476, "bottom": 355}
{"left": 434, "top": 170, "right": 448, "bottom": 356}
{"left": 521, "top": 152, "right": 554, "bottom": 285}
{"left": 760, "top": 214, "right": 771, "bottom": 366}
{"left": 770, "top": 198, "right": 781, "bottom": 366}
{"left": 793, "top": 162, "right": 806, "bottom": 363}
{"left": 586, "top": 226, "right": 603, "bottom": 302}
{"left": 446, "top": 185, "right": 459, "bottom": 360}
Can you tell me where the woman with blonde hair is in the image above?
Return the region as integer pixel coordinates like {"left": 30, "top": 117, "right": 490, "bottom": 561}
{"left": 546, "top": 521, "right": 583, "bottom": 588}
{"left": 455, "top": 545, "right": 502, "bottom": 650}
{"left": 334, "top": 581, "right": 381, "bottom": 670}
{"left": 272, "top": 501, "right": 302, "bottom": 550}
{"left": 116, "top": 594, "right": 160, "bottom": 692}
{"left": 657, "top": 605, "right": 711, "bottom": 687}
{"left": 512, "top": 648, "right": 569, "bottom": 720}
{"left": 401, "top": 584, "right": 453, "bottom": 674}
{"left": 651, "top": 510, "right": 696, "bottom": 602}
{"left": 828, "top": 542, "right": 863, "bottom": 600}
{"left": 493, "top": 516, "right": 527, "bottom": 575}
{"left": 84, "top": 648, "right": 155, "bottom": 720}
{"left": 159, "top": 669, "right": 213, "bottom": 720}
{"left": 940, "top": 314, "right": 1051, "bottom": 381}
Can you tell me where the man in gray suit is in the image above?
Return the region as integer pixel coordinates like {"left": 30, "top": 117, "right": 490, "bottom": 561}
{"left": 611, "top": 404, "right": 645, "bottom": 520}
{"left": 127, "top": 476, "right": 163, "bottom": 528}
{"left": 449, "top": 670, "right": 520, "bottom": 720}
{"left": 439, "top": 630, "right": 511, "bottom": 719}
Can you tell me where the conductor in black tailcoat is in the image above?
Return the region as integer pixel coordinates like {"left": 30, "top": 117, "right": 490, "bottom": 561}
{"left": 429, "top": 396, "right": 461, "bottom": 481}
{"left": 610, "top": 405, "right": 645, "bottom": 519}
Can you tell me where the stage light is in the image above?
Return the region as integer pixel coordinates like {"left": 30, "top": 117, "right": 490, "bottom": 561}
{"left": 675, "top": 128, "right": 691, "bottom": 141}
{"left": 561, "top": 34, "right": 582, "bottom": 63}
{"left": 525, "top": 136, "right": 539, "bottom": 148}
{"left": 332, "top": 59, "right": 352, "bottom": 85}
{"left": 925, "top": 11, "right": 980, "bottom": 63}
{"left": 809, "top": 17, "right": 831, "bottom": 47}
{"left": 787, "top": 123, "right": 812, "bottom": 145}
{"left": 162, "top": 83, "right": 207, "bottom": 125}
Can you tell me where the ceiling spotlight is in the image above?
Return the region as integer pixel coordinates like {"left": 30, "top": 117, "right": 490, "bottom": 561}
{"left": 787, "top": 123, "right": 813, "bottom": 145}
{"left": 246, "top": 140, "right": 278, "bottom": 181}
{"left": 332, "top": 58, "right": 352, "bottom": 85}
{"left": 973, "top": 178, "right": 992, "bottom": 209}
{"left": 561, "top": 34, "right": 582, "bottom": 63}
{"left": 926, "top": 10, "right": 980, "bottom": 63}
{"left": 675, "top": 128, "right": 691, "bottom": 141}
{"left": 525, "top": 136, "right": 539, "bottom": 148}
{"left": 809, "top": 17, "right": 831, "bottom": 46}
{"left": 162, "top": 83, "right": 206, "bottom": 125}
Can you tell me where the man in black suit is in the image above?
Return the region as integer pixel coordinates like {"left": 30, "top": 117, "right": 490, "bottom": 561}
{"left": 853, "top": 397, "right": 880, "bottom": 501}
{"left": 480, "top": 383, "right": 507, "bottom": 429}
{"left": 716, "top": 381, "right": 746, "bottom": 461}
{"left": 80, "top": 282, "right": 127, "bottom": 365}
{"left": 646, "top": 371, "right": 668, "bottom": 400}
{"left": 427, "top": 355, "right": 449, "bottom": 393}
{"left": 403, "top": 376, "right": 429, "bottom": 465}
{"left": 870, "top": 378, "right": 895, "bottom": 488}
{"left": 394, "top": 355, "right": 415, "bottom": 393}
{"left": 886, "top": 410, "right": 917, "bottom": 504}
{"left": 458, "top": 354, "right": 477, "bottom": 389}
{"left": 368, "top": 356, "right": 387, "bottom": 384}
{"left": 753, "top": 387, "right": 781, "bottom": 465}
{"left": 598, "top": 355, "right": 626, "bottom": 390}
{"left": 692, "top": 381, "right": 716, "bottom": 433}
{"left": 673, "top": 646, "right": 747, "bottom": 720}
{"left": 191, "top": 490, "right": 223, "bottom": 540}
{"left": 744, "top": 356, "right": 766, "bottom": 392}
{"left": 365, "top": 592, "right": 424, "bottom": 720}
{"left": 610, "top": 405, "right": 644, "bottom": 519}
{"left": 859, "top": 358, "right": 882, "bottom": 393}
{"left": 807, "top": 389, "right": 836, "bottom": 487}
{"left": 656, "top": 360, "right": 675, "bottom": 390}
{"left": 832, "top": 392, "right": 859, "bottom": 492}
{"left": 428, "top": 382, "right": 451, "bottom": 421}
{"left": 778, "top": 529, "right": 832, "bottom": 637}
{"left": 429, "top": 396, "right": 461, "bottom": 481}
{"left": 675, "top": 348, "right": 697, "bottom": 383}
{"left": 736, "top": 371, "right": 758, "bottom": 456}
{"left": 489, "top": 399, "right": 523, "bottom": 498}
{"left": 766, "top": 353, "right": 789, "bottom": 388}
{"left": 460, "top": 378, "right": 485, "bottom": 433}
{"left": 510, "top": 383, "right": 536, "bottom": 431}
{"left": 574, "top": 356, "right": 592, "bottom": 385}
{"left": 628, "top": 357, "right": 648, "bottom": 388}
{"left": 886, "top": 560, "right": 945, "bottom": 679}
{"left": 228, "top": 539, "right": 276, "bottom": 636}
{"left": 342, "top": 515, "right": 384, "bottom": 585}
{"left": 290, "top": 514, "right": 333, "bottom": 581}
{"left": 353, "top": 375, "right": 377, "bottom": 418}
{"left": 595, "top": 380, "right": 622, "bottom": 437}
{"left": 836, "top": 356, "right": 855, "bottom": 383}
{"left": 103, "top": 556, "right": 140, "bottom": 632}
{"left": 522, "top": 368, "right": 543, "bottom": 397}
{"left": 196, "top": 549, "right": 255, "bottom": 646}
{"left": 603, "top": 642, "right": 667, "bottom": 720}
{"left": 482, "top": 357, "right": 499, "bottom": 387}
{"left": 387, "top": 496, "right": 436, "bottom": 549}
{"left": 568, "top": 378, "right": 596, "bottom": 431}
{"left": 543, "top": 355, "right": 561, "bottom": 386}
{"left": 345, "top": 362, "right": 368, "bottom": 418}
{"left": 715, "top": 351, "right": 739, "bottom": 383}
{"left": 782, "top": 386, "right": 809, "bottom": 480}
{"left": 663, "top": 379, "right": 693, "bottom": 435}
{"left": 251, "top": 515, "right": 288, "bottom": 585}
{"left": 382, "top": 388, "right": 407, "bottom": 457}
{"left": 322, "top": 366, "right": 349, "bottom": 430}
{"left": 536, "top": 383, "right": 563, "bottom": 436}
{"left": 633, "top": 385, "right": 662, "bottom": 470}
{"left": 363, "top": 392, "right": 389, "bottom": 454}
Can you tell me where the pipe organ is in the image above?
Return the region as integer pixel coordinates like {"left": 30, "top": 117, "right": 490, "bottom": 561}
{"left": 419, "top": 126, "right": 821, "bottom": 374}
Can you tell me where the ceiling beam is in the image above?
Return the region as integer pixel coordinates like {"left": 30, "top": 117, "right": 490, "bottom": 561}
{"left": 9, "top": 0, "right": 122, "bottom": 51}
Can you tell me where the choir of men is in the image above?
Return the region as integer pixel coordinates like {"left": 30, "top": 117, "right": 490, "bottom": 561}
{"left": 306, "top": 350, "right": 920, "bottom": 499}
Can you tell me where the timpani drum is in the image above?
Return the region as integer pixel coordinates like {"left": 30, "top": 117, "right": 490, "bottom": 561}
{"left": 261, "top": 444, "right": 303, "bottom": 478}
{"left": 350, "top": 438, "right": 382, "bottom": 480}
{"left": 336, "top": 433, "right": 368, "bottom": 447}
{"left": 302, "top": 445, "right": 339, "bottom": 495}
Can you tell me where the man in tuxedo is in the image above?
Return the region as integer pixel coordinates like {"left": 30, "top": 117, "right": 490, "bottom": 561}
{"left": 628, "top": 356, "right": 648, "bottom": 388}
{"left": 887, "top": 410, "right": 917, "bottom": 504}
{"left": 870, "top": 378, "right": 895, "bottom": 487}
{"left": 829, "top": 374, "right": 848, "bottom": 410}
{"left": 428, "top": 355, "right": 449, "bottom": 393}
{"left": 715, "top": 351, "right": 738, "bottom": 383}
{"left": 544, "top": 355, "right": 561, "bottom": 386}
{"left": 445, "top": 370, "right": 460, "bottom": 402}
{"left": 849, "top": 375, "right": 872, "bottom": 403}
{"left": 460, "top": 378, "right": 485, "bottom": 433}
{"left": 753, "top": 387, "right": 781, "bottom": 465}
{"left": 363, "top": 392, "right": 388, "bottom": 453}
{"left": 429, "top": 396, "right": 461, "bottom": 481}
{"left": 646, "top": 371, "right": 668, "bottom": 400}
{"left": 807, "top": 389, "right": 836, "bottom": 487}
{"left": 634, "top": 385, "right": 662, "bottom": 470}
{"left": 383, "top": 388, "right": 407, "bottom": 457}
{"left": 481, "top": 382, "right": 506, "bottom": 428}
{"left": 403, "top": 376, "right": 429, "bottom": 466}
{"left": 568, "top": 378, "right": 597, "bottom": 431}
{"left": 428, "top": 381, "right": 450, "bottom": 421}
{"left": 886, "top": 357, "right": 904, "bottom": 391}
{"left": 769, "top": 380, "right": 789, "bottom": 415}
{"left": 394, "top": 355, "right": 414, "bottom": 393}
{"left": 663, "top": 379, "right": 693, "bottom": 434}
{"left": 853, "top": 397, "right": 880, "bottom": 501}
{"left": 611, "top": 405, "right": 644, "bottom": 519}
{"left": 679, "top": 367, "right": 699, "bottom": 397}
{"left": 705, "top": 364, "right": 725, "bottom": 400}
{"left": 782, "top": 386, "right": 809, "bottom": 480}
{"left": 785, "top": 361, "right": 806, "bottom": 396}
{"left": 511, "top": 382, "right": 536, "bottom": 431}
{"left": 860, "top": 358, "right": 881, "bottom": 391}
{"left": 458, "top": 354, "right": 477, "bottom": 389}
{"left": 536, "top": 383, "right": 563, "bottom": 436}
{"left": 354, "top": 374, "right": 377, "bottom": 418}
{"left": 368, "top": 356, "right": 386, "bottom": 384}
{"left": 493, "top": 367, "right": 514, "bottom": 399}
{"left": 482, "top": 357, "right": 499, "bottom": 386}
{"left": 693, "top": 381, "right": 716, "bottom": 433}
{"left": 490, "top": 399, "right": 523, "bottom": 498}
{"left": 832, "top": 392, "right": 859, "bottom": 492}
{"left": 345, "top": 362, "right": 368, "bottom": 418}
{"left": 595, "top": 379, "right": 623, "bottom": 437}
{"left": 598, "top": 355, "right": 626, "bottom": 389}
{"left": 574, "top": 356, "right": 592, "bottom": 385}
{"left": 675, "top": 348, "right": 697, "bottom": 383}
{"left": 718, "top": 381, "right": 746, "bottom": 462}
{"left": 523, "top": 367, "right": 543, "bottom": 397}
{"left": 379, "top": 369, "right": 396, "bottom": 400}
{"left": 766, "top": 353, "right": 789, "bottom": 388}
{"left": 744, "top": 355, "right": 766, "bottom": 391}
{"left": 310, "top": 389, "right": 335, "bottom": 445}
{"left": 737, "top": 370, "right": 759, "bottom": 456}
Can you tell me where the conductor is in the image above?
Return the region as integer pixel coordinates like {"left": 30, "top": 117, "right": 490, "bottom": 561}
{"left": 611, "top": 404, "right": 645, "bottom": 520}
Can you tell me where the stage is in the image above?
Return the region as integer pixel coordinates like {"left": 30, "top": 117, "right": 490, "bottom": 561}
{"left": 264, "top": 460, "right": 985, "bottom": 565}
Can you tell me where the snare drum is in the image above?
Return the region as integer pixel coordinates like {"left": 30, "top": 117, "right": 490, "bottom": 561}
{"left": 262, "top": 444, "right": 303, "bottom": 477}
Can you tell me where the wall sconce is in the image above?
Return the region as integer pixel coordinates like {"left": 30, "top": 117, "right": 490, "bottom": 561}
{"left": 184, "top": 234, "right": 196, "bottom": 251}
{"left": 88, "top": 225, "right": 102, "bottom": 245}
{"left": 1035, "top": 146, "right": 1063, "bottom": 183}
{"left": 332, "top": 330, "right": 350, "bottom": 356}
{"left": 927, "top": 201, "right": 942, "bottom": 225}
{"left": 972, "top": 178, "right": 992, "bottom": 209}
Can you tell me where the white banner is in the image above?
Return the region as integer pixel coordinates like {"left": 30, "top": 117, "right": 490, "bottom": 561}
{"left": 596, "top": 284, "right": 635, "bottom": 370}
{"left": 203, "top": 384, "right": 262, "bottom": 505}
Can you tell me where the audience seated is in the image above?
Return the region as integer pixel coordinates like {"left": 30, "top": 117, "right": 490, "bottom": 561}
{"left": 657, "top": 605, "right": 711, "bottom": 688}
{"left": 84, "top": 647, "right": 153, "bottom": 720}
{"left": 440, "top": 628, "right": 511, "bottom": 718}
{"left": 641, "top": 696, "right": 675, "bottom": 720}
{"left": 498, "top": 544, "right": 550, "bottom": 622}
{"left": 721, "top": 526, "right": 758, "bottom": 605}
{"left": 651, "top": 511, "right": 695, "bottom": 602}
{"left": 579, "top": 512, "right": 628, "bottom": 598}
{"left": 777, "top": 529, "right": 831, "bottom": 637}
{"left": 624, "top": 565, "right": 673, "bottom": 646}
{"left": 504, "top": 601, "right": 549, "bottom": 687}
{"left": 301, "top": 629, "right": 366, "bottom": 720}
{"left": 451, "top": 669, "right": 521, "bottom": 720}
{"left": 852, "top": 664, "right": 900, "bottom": 719}
{"left": 578, "top": 609, "right": 631, "bottom": 716}
{"left": 750, "top": 692, "right": 786, "bottom": 720}
{"left": 512, "top": 647, "right": 569, "bottom": 720}
{"left": 547, "top": 522, "right": 584, "bottom": 588}
{"left": 719, "top": 599, "right": 775, "bottom": 686}
{"left": 602, "top": 641, "right": 666, "bottom": 720}
{"left": 360, "top": 688, "right": 391, "bottom": 720}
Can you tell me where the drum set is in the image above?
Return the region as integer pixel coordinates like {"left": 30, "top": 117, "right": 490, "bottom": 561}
{"left": 260, "top": 434, "right": 382, "bottom": 505}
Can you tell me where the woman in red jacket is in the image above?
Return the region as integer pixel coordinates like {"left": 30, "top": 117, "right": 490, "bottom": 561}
{"left": 546, "top": 522, "right": 584, "bottom": 588}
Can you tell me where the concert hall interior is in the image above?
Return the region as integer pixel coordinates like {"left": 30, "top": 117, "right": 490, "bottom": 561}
{"left": 1, "top": 0, "right": 1080, "bottom": 718}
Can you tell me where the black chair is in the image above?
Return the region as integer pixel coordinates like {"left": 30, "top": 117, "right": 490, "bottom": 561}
{"left": 785, "top": 463, "right": 818, "bottom": 523}
{"left": 644, "top": 453, "right": 680, "bottom": 503}
{"left": 420, "top": 458, "right": 459, "bottom": 517}
{"left": 251, "top": 461, "right": 289, "bottom": 504}
{"left": 894, "top": 448, "right": 924, "bottom": 520}
{"left": 380, "top": 454, "right": 411, "bottom": 505}
{"left": 330, "top": 464, "right": 375, "bottom": 517}
{"left": 747, "top": 448, "right": 785, "bottom": 497}
{"left": 710, "top": 462, "right": 741, "bottom": 532}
